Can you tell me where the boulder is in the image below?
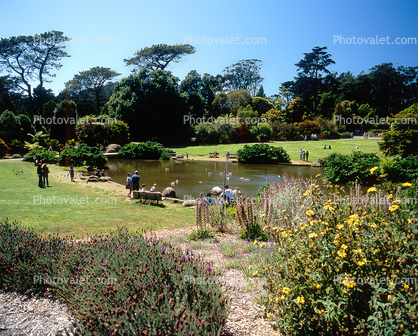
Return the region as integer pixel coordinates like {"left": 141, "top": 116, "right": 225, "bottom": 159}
{"left": 311, "top": 162, "right": 322, "bottom": 167}
{"left": 99, "top": 176, "right": 112, "bottom": 182}
{"left": 87, "top": 176, "right": 100, "bottom": 182}
{"left": 182, "top": 199, "right": 196, "bottom": 207}
{"left": 176, "top": 154, "right": 184, "bottom": 159}
{"left": 162, "top": 187, "right": 176, "bottom": 198}
{"left": 232, "top": 188, "right": 242, "bottom": 198}
{"left": 105, "top": 144, "right": 122, "bottom": 153}
{"left": 211, "top": 186, "right": 223, "bottom": 195}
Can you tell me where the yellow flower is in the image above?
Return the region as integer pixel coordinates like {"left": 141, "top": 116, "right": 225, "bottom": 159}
{"left": 370, "top": 166, "right": 379, "bottom": 174}
{"left": 370, "top": 222, "right": 377, "bottom": 228}
{"left": 296, "top": 296, "right": 305, "bottom": 304}
{"left": 389, "top": 194, "right": 393, "bottom": 199}
{"left": 254, "top": 239, "right": 258, "bottom": 245}
{"left": 324, "top": 204, "right": 335, "bottom": 211}
{"left": 282, "top": 287, "right": 291, "bottom": 294}
{"left": 402, "top": 182, "right": 412, "bottom": 187}
{"left": 308, "top": 232, "right": 318, "bottom": 238}
{"left": 260, "top": 214, "right": 266, "bottom": 218}
{"left": 316, "top": 284, "right": 321, "bottom": 289}
{"left": 357, "top": 258, "right": 367, "bottom": 266}
{"left": 340, "top": 244, "right": 348, "bottom": 250}
{"left": 337, "top": 224, "right": 344, "bottom": 230}
{"left": 282, "top": 209, "right": 286, "bottom": 213}
{"left": 343, "top": 289, "right": 347, "bottom": 294}
{"left": 387, "top": 295, "right": 392, "bottom": 301}
{"left": 252, "top": 271, "right": 258, "bottom": 276}
{"left": 337, "top": 250, "right": 347, "bottom": 258}
{"left": 306, "top": 209, "right": 315, "bottom": 216}
{"left": 389, "top": 204, "right": 399, "bottom": 212}
{"left": 367, "top": 187, "right": 377, "bottom": 193}
{"left": 248, "top": 265, "right": 252, "bottom": 270}
{"left": 404, "top": 284, "right": 409, "bottom": 290}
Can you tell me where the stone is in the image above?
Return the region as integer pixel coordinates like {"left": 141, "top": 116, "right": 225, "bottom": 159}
{"left": 162, "top": 187, "right": 176, "bottom": 198}
{"left": 105, "top": 144, "right": 122, "bottom": 153}
{"left": 182, "top": 199, "right": 196, "bottom": 207}
{"left": 99, "top": 176, "right": 112, "bottom": 182}
{"left": 311, "top": 162, "right": 322, "bottom": 167}
{"left": 211, "top": 186, "right": 223, "bottom": 195}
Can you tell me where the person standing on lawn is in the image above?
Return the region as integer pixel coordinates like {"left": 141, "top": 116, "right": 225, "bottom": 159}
{"left": 37, "top": 161, "right": 44, "bottom": 188}
{"left": 305, "top": 151, "right": 309, "bottom": 161}
{"left": 42, "top": 163, "right": 50, "bottom": 187}
{"left": 126, "top": 173, "right": 133, "bottom": 198}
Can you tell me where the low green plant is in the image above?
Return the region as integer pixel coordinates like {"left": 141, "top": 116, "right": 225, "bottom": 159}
{"left": 23, "top": 148, "right": 59, "bottom": 164}
{"left": 11, "top": 154, "right": 22, "bottom": 158}
{"left": 319, "top": 151, "right": 381, "bottom": 185}
{"left": 119, "top": 141, "right": 170, "bottom": 160}
{"left": 237, "top": 143, "right": 291, "bottom": 164}
{"left": 58, "top": 143, "right": 108, "bottom": 167}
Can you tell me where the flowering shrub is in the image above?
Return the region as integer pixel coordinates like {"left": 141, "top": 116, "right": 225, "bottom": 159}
{"left": 0, "top": 222, "right": 230, "bottom": 335}
{"left": 256, "top": 179, "right": 418, "bottom": 335}
{"left": 237, "top": 143, "right": 291, "bottom": 164}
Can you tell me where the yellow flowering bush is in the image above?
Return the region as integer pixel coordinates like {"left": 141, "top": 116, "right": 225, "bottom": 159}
{"left": 258, "top": 177, "right": 418, "bottom": 335}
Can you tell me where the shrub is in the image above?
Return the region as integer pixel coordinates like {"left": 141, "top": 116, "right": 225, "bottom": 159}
{"left": 389, "top": 155, "right": 418, "bottom": 182}
{"left": 53, "top": 227, "right": 230, "bottom": 335}
{"left": 75, "top": 117, "right": 130, "bottom": 146}
{"left": 23, "top": 148, "right": 59, "bottom": 164}
{"left": 0, "top": 222, "right": 231, "bottom": 335}
{"left": 256, "top": 178, "right": 418, "bottom": 335}
{"left": 58, "top": 143, "right": 108, "bottom": 167}
{"left": 119, "top": 141, "right": 170, "bottom": 160}
{"left": 297, "top": 120, "right": 321, "bottom": 137}
{"left": 0, "top": 219, "right": 64, "bottom": 294}
{"left": 319, "top": 151, "right": 381, "bottom": 185}
{"left": 237, "top": 144, "right": 291, "bottom": 164}
{"left": 11, "top": 154, "right": 22, "bottom": 158}
{"left": 271, "top": 122, "right": 301, "bottom": 141}
{"left": 250, "top": 122, "right": 273, "bottom": 142}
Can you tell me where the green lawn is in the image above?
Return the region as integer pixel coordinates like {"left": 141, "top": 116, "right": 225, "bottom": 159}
{"left": 175, "top": 138, "right": 382, "bottom": 163}
{"left": 0, "top": 161, "right": 195, "bottom": 237}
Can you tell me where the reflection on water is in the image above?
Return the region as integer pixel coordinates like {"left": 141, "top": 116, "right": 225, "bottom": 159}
{"left": 105, "top": 159, "right": 324, "bottom": 199}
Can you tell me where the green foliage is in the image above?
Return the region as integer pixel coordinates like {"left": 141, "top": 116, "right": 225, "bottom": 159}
{"left": 119, "top": 141, "right": 170, "bottom": 160}
{"left": 235, "top": 197, "right": 268, "bottom": 240}
{"left": 194, "top": 116, "right": 237, "bottom": 144}
{"left": 237, "top": 143, "right": 291, "bottom": 164}
{"left": 379, "top": 103, "right": 418, "bottom": 157}
{"left": 257, "top": 179, "right": 418, "bottom": 336}
{"left": 106, "top": 69, "right": 190, "bottom": 144}
{"left": 226, "top": 89, "right": 252, "bottom": 115}
{"left": 223, "top": 59, "right": 263, "bottom": 96}
{"left": 319, "top": 151, "right": 381, "bottom": 185}
{"left": 75, "top": 117, "right": 129, "bottom": 146}
{"left": 384, "top": 155, "right": 418, "bottom": 182}
{"left": 58, "top": 143, "right": 108, "bottom": 167}
{"left": 250, "top": 122, "right": 273, "bottom": 142}
{"left": 0, "top": 110, "right": 21, "bottom": 142}
{"left": 23, "top": 148, "right": 59, "bottom": 164}
{"left": 271, "top": 122, "right": 301, "bottom": 141}
{"left": 0, "top": 222, "right": 230, "bottom": 335}
{"left": 251, "top": 97, "right": 274, "bottom": 115}
{"left": 237, "top": 104, "right": 258, "bottom": 126}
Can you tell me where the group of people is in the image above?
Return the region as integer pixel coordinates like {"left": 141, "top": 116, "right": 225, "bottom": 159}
{"left": 126, "top": 170, "right": 157, "bottom": 198}
{"left": 34, "top": 155, "right": 50, "bottom": 188}
{"left": 94, "top": 169, "right": 107, "bottom": 177}
{"left": 298, "top": 149, "right": 310, "bottom": 161}
{"left": 323, "top": 145, "right": 332, "bottom": 150}
{"left": 204, "top": 185, "right": 240, "bottom": 206}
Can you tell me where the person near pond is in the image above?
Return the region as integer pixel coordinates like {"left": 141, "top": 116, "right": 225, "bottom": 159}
{"left": 37, "top": 161, "right": 44, "bottom": 188}
{"left": 220, "top": 185, "right": 234, "bottom": 204}
{"left": 226, "top": 150, "right": 230, "bottom": 161}
{"left": 94, "top": 169, "right": 100, "bottom": 177}
{"left": 213, "top": 150, "right": 217, "bottom": 158}
{"left": 305, "top": 151, "right": 309, "bottom": 161}
{"left": 204, "top": 193, "right": 214, "bottom": 206}
{"left": 126, "top": 173, "right": 133, "bottom": 198}
{"left": 132, "top": 170, "right": 140, "bottom": 191}
{"left": 141, "top": 184, "right": 146, "bottom": 192}
{"left": 186, "top": 152, "right": 189, "bottom": 160}
{"left": 329, "top": 145, "right": 331, "bottom": 150}
{"left": 69, "top": 166, "right": 75, "bottom": 182}
{"left": 299, "top": 149, "right": 303, "bottom": 160}
{"left": 100, "top": 169, "right": 106, "bottom": 177}
{"left": 150, "top": 183, "right": 157, "bottom": 192}
{"left": 302, "top": 151, "right": 305, "bottom": 161}
{"left": 42, "top": 163, "right": 50, "bottom": 187}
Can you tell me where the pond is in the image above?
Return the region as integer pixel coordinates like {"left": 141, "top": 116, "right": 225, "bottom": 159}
{"left": 104, "top": 159, "right": 324, "bottom": 200}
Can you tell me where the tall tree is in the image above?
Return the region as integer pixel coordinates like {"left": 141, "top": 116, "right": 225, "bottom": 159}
{"left": 0, "top": 31, "right": 70, "bottom": 113}
{"left": 292, "top": 46, "right": 335, "bottom": 116}
{"left": 124, "top": 44, "right": 195, "bottom": 72}
{"left": 256, "top": 85, "right": 266, "bottom": 98}
{"left": 64, "top": 66, "right": 121, "bottom": 113}
{"left": 222, "top": 59, "right": 264, "bottom": 95}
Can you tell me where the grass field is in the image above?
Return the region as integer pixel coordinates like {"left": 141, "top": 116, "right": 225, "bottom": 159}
{"left": 172, "top": 137, "right": 382, "bottom": 163}
{"left": 0, "top": 161, "right": 195, "bottom": 237}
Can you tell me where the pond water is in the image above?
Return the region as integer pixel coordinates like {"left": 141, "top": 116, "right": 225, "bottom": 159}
{"left": 104, "top": 159, "right": 324, "bottom": 199}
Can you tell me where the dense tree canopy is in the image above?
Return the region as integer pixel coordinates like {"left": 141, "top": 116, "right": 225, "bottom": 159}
{"left": 106, "top": 69, "right": 190, "bottom": 144}
{"left": 222, "top": 59, "right": 263, "bottom": 95}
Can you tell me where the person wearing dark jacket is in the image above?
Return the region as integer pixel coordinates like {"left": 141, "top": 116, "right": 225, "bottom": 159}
{"left": 42, "top": 163, "right": 50, "bottom": 187}
{"left": 132, "top": 171, "right": 140, "bottom": 191}
{"left": 37, "top": 161, "right": 44, "bottom": 188}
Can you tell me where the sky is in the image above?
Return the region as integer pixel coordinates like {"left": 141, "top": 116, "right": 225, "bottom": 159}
{"left": 1, "top": 0, "right": 418, "bottom": 97}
